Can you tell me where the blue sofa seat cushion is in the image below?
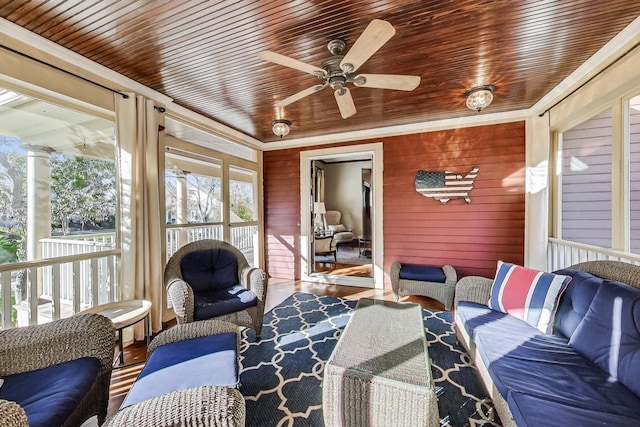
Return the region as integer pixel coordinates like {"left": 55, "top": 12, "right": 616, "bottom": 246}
{"left": 121, "top": 332, "right": 239, "bottom": 409}
{"left": 569, "top": 279, "right": 640, "bottom": 396}
{"left": 507, "top": 391, "right": 640, "bottom": 427}
{"left": 0, "top": 357, "right": 100, "bottom": 427}
{"left": 181, "top": 248, "right": 239, "bottom": 292}
{"left": 399, "top": 264, "right": 445, "bottom": 282}
{"left": 194, "top": 284, "right": 257, "bottom": 321}
{"left": 457, "top": 302, "right": 640, "bottom": 419}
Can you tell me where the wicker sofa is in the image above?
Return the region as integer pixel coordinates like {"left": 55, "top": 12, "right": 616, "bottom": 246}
{"left": 454, "top": 261, "right": 640, "bottom": 426}
{"left": 0, "top": 313, "right": 115, "bottom": 427}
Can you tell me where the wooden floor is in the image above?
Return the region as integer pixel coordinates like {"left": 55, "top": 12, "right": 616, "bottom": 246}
{"left": 107, "top": 279, "right": 446, "bottom": 416}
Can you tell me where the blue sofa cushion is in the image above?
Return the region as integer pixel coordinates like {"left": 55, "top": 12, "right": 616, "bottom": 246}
{"left": 569, "top": 279, "right": 640, "bottom": 397}
{"left": 552, "top": 268, "right": 602, "bottom": 339}
{"left": 181, "top": 248, "right": 239, "bottom": 292}
{"left": 194, "top": 284, "right": 257, "bottom": 321}
{"left": 488, "top": 261, "right": 571, "bottom": 333}
{"left": 457, "top": 302, "right": 640, "bottom": 418}
{"left": 507, "top": 391, "right": 640, "bottom": 427}
{"left": 0, "top": 357, "right": 100, "bottom": 427}
{"left": 121, "top": 332, "right": 239, "bottom": 409}
{"left": 399, "top": 264, "right": 445, "bottom": 282}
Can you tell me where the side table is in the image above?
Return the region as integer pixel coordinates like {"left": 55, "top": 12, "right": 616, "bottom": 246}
{"left": 80, "top": 299, "right": 152, "bottom": 366}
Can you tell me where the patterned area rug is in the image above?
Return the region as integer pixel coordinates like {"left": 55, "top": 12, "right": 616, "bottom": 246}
{"left": 239, "top": 292, "right": 501, "bottom": 427}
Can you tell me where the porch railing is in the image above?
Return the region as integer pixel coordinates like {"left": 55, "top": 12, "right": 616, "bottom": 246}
{"left": 2, "top": 225, "right": 259, "bottom": 329}
{"left": 0, "top": 249, "right": 120, "bottom": 329}
{"left": 166, "top": 223, "right": 258, "bottom": 266}
{"left": 547, "top": 238, "right": 640, "bottom": 271}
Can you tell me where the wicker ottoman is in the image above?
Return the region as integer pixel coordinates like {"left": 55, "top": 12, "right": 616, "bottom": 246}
{"left": 323, "top": 298, "right": 439, "bottom": 427}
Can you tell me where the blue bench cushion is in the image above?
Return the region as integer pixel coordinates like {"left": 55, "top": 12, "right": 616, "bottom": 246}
{"left": 194, "top": 284, "right": 257, "bottom": 321}
{"left": 121, "top": 332, "right": 239, "bottom": 409}
{"left": 0, "top": 357, "right": 100, "bottom": 427}
{"left": 399, "top": 264, "right": 445, "bottom": 282}
{"left": 457, "top": 302, "right": 640, "bottom": 420}
{"left": 181, "top": 248, "right": 239, "bottom": 292}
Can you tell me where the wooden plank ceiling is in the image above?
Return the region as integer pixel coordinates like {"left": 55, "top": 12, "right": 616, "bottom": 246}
{"left": 1, "top": 1, "right": 639, "bottom": 143}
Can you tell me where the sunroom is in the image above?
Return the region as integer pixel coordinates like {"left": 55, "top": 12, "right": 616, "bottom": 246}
{"left": 1, "top": 4, "right": 640, "bottom": 425}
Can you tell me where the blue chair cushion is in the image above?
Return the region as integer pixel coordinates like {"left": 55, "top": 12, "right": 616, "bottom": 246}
{"left": 121, "top": 332, "right": 239, "bottom": 409}
{"left": 180, "top": 248, "right": 239, "bottom": 292}
{"left": 552, "top": 268, "right": 602, "bottom": 339}
{"left": 569, "top": 279, "right": 640, "bottom": 397}
{"left": 399, "top": 264, "right": 445, "bottom": 282}
{"left": 0, "top": 357, "right": 100, "bottom": 427}
{"left": 194, "top": 284, "right": 258, "bottom": 321}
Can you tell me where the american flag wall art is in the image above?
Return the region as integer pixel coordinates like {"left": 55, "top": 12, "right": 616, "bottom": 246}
{"left": 414, "top": 166, "right": 479, "bottom": 204}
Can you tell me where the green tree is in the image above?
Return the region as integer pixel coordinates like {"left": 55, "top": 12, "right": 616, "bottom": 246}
{"left": 50, "top": 154, "right": 116, "bottom": 235}
{"left": 230, "top": 181, "right": 254, "bottom": 222}
{"left": 0, "top": 136, "right": 26, "bottom": 233}
{"left": 188, "top": 174, "right": 221, "bottom": 223}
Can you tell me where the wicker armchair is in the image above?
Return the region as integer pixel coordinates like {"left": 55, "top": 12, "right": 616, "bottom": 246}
{"left": 0, "top": 313, "right": 115, "bottom": 426}
{"left": 390, "top": 262, "right": 457, "bottom": 310}
{"left": 104, "top": 319, "right": 245, "bottom": 427}
{"left": 165, "top": 239, "right": 268, "bottom": 338}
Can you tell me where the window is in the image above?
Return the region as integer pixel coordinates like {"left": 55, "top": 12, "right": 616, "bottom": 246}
{"left": 559, "top": 109, "right": 612, "bottom": 247}
{"left": 229, "top": 166, "right": 257, "bottom": 223}
{"left": 0, "top": 87, "right": 118, "bottom": 326}
{"left": 163, "top": 127, "right": 261, "bottom": 267}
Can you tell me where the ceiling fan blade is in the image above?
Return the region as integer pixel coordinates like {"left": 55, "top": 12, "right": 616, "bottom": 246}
{"left": 258, "top": 50, "right": 326, "bottom": 77}
{"left": 340, "top": 19, "right": 395, "bottom": 73}
{"left": 275, "top": 84, "right": 326, "bottom": 107}
{"left": 354, "top": 74, "right": 420, "bottom": 91}
{"left": 334, "top": 87, "right": 356, "bottom": 119}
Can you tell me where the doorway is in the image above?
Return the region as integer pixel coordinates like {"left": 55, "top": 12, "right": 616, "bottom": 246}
{"left": 300, "top": 143, "right": 384, "bottom": 289}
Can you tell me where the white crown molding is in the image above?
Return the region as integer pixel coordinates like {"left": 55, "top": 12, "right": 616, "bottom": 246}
{"left": 263, "top": 109, "right": 530, "bottom": 150}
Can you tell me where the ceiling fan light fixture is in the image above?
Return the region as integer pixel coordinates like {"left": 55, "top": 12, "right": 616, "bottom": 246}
{"left": 272, "top": 119, "right": 291, "bottom": 138}
{"left": 464, "top": 85, "right": 497, "bottom": 112}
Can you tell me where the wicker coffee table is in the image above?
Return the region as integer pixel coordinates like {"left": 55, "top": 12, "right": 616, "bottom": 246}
{"left": 323, "top": 298, "right": 439, "bottom": 427}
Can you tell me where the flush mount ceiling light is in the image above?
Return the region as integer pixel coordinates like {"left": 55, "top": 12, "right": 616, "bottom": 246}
{"left": 272, "top": 119, "right": 291, "bottom": 138}
{"left": 464, "top": 85, "right": 497, "bottom": 112}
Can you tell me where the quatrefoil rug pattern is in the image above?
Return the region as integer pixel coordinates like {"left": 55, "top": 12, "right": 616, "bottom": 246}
{"left": 239, "top": 292, "right": 501, "bottom": 427}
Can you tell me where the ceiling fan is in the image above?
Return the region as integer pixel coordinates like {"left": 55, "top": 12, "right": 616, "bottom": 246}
{"left": 258, "top": 19, "right": 421, "bottom": 119}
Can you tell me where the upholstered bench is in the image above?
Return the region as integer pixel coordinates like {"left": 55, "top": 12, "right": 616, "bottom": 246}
{"left": 104, "top": 319, "right": 245, "bottom": 427}
{"left": 390, "top": 262, "right": 457, "bottom": 310}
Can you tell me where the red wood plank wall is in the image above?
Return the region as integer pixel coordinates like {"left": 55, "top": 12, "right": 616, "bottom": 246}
{"left": 263, "top": 121, "right": 525, "bottom": 281}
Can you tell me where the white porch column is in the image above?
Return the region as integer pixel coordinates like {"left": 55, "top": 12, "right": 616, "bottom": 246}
{"left": 24, "top": 145, "right": 53, "bottom": 262}
{"left": 176, "top": 171, "right": 188, "bottom": 246}
{"left": 524, "top": 114, "right": 551, "bottom": 271}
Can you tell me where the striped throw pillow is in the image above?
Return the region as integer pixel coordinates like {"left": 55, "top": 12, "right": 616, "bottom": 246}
{"left": 488, "top": 261, "right": 572, "bottom": 334}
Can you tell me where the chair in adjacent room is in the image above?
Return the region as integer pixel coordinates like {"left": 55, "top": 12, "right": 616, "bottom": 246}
{"left": 325, "top": 210, "right": 355, "bottom": 249}
{"left": 314, "top": 234, "right": 337, "bottom": 262}
{"left": 165, "top": 239, "right": 268, "bottom": 338}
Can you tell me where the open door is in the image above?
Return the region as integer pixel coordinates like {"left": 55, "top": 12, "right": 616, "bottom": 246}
{"left": 300, "top": 144, "right": 384, "bottom": 288}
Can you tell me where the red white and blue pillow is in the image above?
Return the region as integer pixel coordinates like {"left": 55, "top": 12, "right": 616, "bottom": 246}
{"left": 488, "top": 261, "right": 572, "bottom": 334}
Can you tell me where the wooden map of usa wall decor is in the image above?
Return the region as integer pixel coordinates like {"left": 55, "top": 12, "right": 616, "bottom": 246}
{"left": 415, "top": 166, "right": 479, "bottom": 204}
